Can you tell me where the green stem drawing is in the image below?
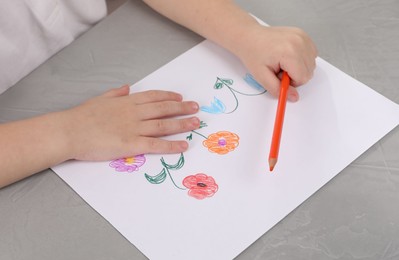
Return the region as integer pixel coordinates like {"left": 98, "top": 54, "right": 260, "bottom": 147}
{"left": 200, "top": 77, "right": 266, "bottom": 114}
{"left": 225, "top": 85, "right": 240, "bottom": 114}
{"left": 165, "top": 167, "right": 185, "bottom": 190}
{"left": 186, "top": 121, "right": 208, "bottom": 141}
{"left": 144, "top": 153, "right": 186, "bottom": 190}
{"left": 216, "top": 77, "right": 266, "bottom": 114}
{"left": 190, "top": 130, "right": 208, "bottom": 140}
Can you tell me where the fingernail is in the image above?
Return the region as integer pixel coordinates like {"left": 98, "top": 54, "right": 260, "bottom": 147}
{"left": 288, "top": 92, "right": 299, "bottom": 102}
{"left": 191, "top": 102, "right": 199, "bottom": 111}
{"left": 190, "top": 117, "right": 200, "bottom": 126}
{"left": 180, "top": 141, "right": 189, "bottom": 150}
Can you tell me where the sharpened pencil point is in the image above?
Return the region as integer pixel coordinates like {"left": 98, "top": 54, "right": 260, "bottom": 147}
{"left": 268, "top": 158, "right": 277, "bottom": 172}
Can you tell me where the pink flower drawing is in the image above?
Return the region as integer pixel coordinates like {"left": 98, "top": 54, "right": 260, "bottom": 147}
{"left": 110, "top": 154, "right": 146, "bottom": 173}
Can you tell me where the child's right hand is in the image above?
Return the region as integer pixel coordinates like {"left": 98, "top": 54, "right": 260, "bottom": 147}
{"left": 235, "top": 25, "right": 318, "bottom": 102}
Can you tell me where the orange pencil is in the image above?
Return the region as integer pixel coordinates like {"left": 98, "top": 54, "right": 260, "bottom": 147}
{"left": 269, "top": 71, "right": 290, "bottom": 171}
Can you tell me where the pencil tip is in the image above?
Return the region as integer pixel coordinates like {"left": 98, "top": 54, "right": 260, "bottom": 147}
{"left": 268, "top": 158, "right": 277, "bottom": 172}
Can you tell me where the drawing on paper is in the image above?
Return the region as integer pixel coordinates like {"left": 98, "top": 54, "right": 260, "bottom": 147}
{"left": 183, "top": 174, "right": 218, "bottom": 200}
{"left": 186, "top": 121, "right": 240, "bottom": 155}
{"left": 110, "top": 154, "right": 146, "bottom": 172}
{"left": 243, "top": 73, "right": 265, "bottom": 92}
{"left": 110, "top": 153, "right": 219, "bottom": 200}
{"left": 144, "top": 153, "right": 219, "bottom": 200}
{"left": 189, "top": 130, "right": 240, "bottom": 155}
{"left": 201, "top": 74, "right": 266, "bottom": 114}
{"left": 203, "top": 131, "right": 239, "bottom": 155}
{"left": 144, "top": 153, "right": 185, "bottom": 189}
{"left": 109, "top": 74, "right": 263, "bottom": 199}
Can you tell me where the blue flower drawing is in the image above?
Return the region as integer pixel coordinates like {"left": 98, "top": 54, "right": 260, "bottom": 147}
{"left": 200, "top": 97, "right": 226, "bottom": 114}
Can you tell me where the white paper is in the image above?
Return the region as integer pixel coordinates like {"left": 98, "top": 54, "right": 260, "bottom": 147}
{"left": 53, "top": 39, "right": 399, "bottom": 260}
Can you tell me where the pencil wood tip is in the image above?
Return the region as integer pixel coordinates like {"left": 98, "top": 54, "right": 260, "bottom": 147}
{"left": 268, "top": 158, "right": 277, "bottom": 172}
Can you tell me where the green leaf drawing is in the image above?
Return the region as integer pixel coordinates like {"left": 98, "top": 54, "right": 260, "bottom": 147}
{"left": 199, "top": 121, "right": 208, "bottom": 128}
{"left": 221, "top": 78, "right": 233, "bottom": 86}
{"left": 214, "top": 82, "right": 224, "bottom": 89}
{"left": 144, "top": 168, "right": 167, "bottom": 184}
{"left": 214, "top": 77, "right": 233, "bottom": 89}
{"left": 160, "top": 153, "right": 185, "bottom": 170}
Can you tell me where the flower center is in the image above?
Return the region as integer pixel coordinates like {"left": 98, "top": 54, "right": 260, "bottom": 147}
{"left": 197, "top": 182, "right": 207, "bottom": 187}
{"left": 218, "top": 138, "right": 227, "bottom": 147}
{"left": 124, "top": 157, "right": 135, "bottom": 165}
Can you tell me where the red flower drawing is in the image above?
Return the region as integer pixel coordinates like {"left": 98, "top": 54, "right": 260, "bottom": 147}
{"left": 182, "top": 173, "right": 218, "bottom": 200}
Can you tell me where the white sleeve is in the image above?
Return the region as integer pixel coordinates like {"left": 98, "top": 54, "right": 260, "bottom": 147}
{"left": 0, "top": 0, "right": 107, "bottom": 94}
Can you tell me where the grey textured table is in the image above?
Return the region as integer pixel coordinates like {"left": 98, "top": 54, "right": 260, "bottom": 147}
{"left": 1, "top": 1, "right": 399, "bottom": 259}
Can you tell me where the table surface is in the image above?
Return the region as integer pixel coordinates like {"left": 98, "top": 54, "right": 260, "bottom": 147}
{"left": 1, "top": 1, "right": 399, "bottom": 259}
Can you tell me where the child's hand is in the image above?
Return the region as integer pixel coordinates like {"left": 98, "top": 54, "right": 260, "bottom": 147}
{"left": 236, "top": 25, "right": 318, "bottom": 102}
{"left": 143, "top": 0, "right": 317, "bottom": 102}
{"left": 64, "top": 85, "right": 200, "bottom": 161}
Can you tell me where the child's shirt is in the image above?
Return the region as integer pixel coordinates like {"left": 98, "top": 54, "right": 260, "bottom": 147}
{"left": 0, "top": 0, "right": 107, "bottom": 94}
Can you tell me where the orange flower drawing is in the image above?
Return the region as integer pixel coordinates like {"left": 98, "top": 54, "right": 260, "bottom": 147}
{"left": 203, "top": 131, "right": 239, "bottom": 155}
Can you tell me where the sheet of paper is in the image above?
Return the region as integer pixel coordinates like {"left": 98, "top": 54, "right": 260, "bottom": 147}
{"left": 53, "top": 39, "right": 399, "bottom": 260}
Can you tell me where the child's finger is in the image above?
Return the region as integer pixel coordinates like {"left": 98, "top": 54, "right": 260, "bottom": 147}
{"left": 137, "top": 101, "right": 199, "bottom": 120}
{"left": 252, "top": 68, "right": 281, "bottom": 98}
{"left": 102, "top": 84, "right": 130, "bottom": 98}
{"left": 138, "top": 117, "right": 200, "bottom": 137}
{"left": 132, "top": 90, "right": 183, "bottom": 104}
{"left": 129, "top": 137, "right": 189, "bottom": 155}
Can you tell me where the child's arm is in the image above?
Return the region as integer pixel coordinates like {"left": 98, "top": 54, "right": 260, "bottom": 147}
{"left": 0, "top": 86, "right": 199, "bottom": 188}
{"left": 143, "top": 0, "right": 318, "bottom": 101}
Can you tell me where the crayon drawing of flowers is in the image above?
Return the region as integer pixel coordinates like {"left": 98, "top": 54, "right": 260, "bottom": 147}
{"left": 183, "top": 173, "right": 219, "bottom": 200}
{"left": 203, "top": 131, "right": 239, "bottom": 155}
{"left": 201, "top": 76, "right": 266, "bottom": 114}
{"left": 109, "top": 154, "right": 146, "bottom": 173}
{"left": 145, "top": 154, "right": 219, "bottom": 199}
